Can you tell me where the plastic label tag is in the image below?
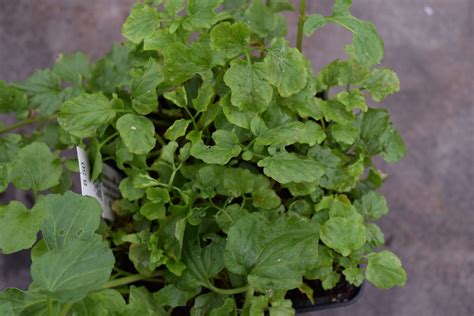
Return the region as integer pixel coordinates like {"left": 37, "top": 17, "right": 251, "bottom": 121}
{"left": 76, "top": 147, "right": 122, "bottom": 220}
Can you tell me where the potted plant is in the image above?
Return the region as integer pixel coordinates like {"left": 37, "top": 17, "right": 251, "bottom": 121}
{"left": 0, "top": 0, "right": 407, "bottom": 314}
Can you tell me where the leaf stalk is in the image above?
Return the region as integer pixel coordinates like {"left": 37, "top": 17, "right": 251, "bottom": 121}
{"left": 296, "top": 0, "right": 306, "bottom": 52}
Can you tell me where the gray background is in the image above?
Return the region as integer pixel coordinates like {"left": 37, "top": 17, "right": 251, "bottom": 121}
{"left": 0, "top": 1, "right": 473, "bottom": 315}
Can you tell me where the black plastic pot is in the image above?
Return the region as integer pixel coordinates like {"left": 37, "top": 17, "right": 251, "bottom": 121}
{"left": 288, "top": 279, "right": 364, "bottom": 314}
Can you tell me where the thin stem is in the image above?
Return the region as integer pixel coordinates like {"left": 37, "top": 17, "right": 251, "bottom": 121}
{"left": 0, "top": 117, "right": 39, "bottom": 134}
{"left": 150, "top": 118, "right": 171, "bottom": 127}
{"left": 242, "top": 288, "right": 255, "bottom": 312}
{"left": 102, "top": 273, "right": 160, "bottom": 289}
{"left": 48, "top": 296, "right": 53, "bottom": 316}
{"left": 167, "top": 161, "right": 183, "bottom": 190}
{"left": 184, "top": 106, "right": 198, "bottom": 131}
{"left": 99, "top": 131, "right": 119, "bottom": 148}
{"left": 207, "top": 283, "right": 250, "bottom": 295}
{"left": 112, "top": 267, "right": 133, "bottom": 276}
{"left": 296, "top": 0, "right": 306, "bottom": 52}
{"left": 59, "top": 303, "right": 72, "bottom": 316}
{"left": 155, "top": 133, "right": 166, "bottom": 146}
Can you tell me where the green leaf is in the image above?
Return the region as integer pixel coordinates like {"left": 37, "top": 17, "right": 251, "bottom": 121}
{"left": 354, "top": 191, "right": 388, "bottom": 220}
{"left": 143, "top": 28, "right": 178, "bottom": 51}
{"left": 365, "top": 223, "right": 385, "bottom": 247}
{"left": 188, "top": 165, "right": 280, "bottom": 210}
{"left": 330, "top": 122, "right": 359, "bottom": 145}
{"left": 0, "top": 288, "right": 22, "bottom": 315}
{"left": 53, "top": 52, "right": 92, "bottom": 87}
{"left": 119, "top": 176, "right": 145, "bottom": 201}
{"left": 319, "top": 99, "right": 354, "bottom": 124}
{"left": 326, "top": 14, "right": 384, "bottom": 67}
{"left": 11, "top": 142, "right": 62, "bottom": 191}
{"left": 263, "top": 38, "right": 307, "bottom": 97}
{"left": 0, "top": 134, "right": 21, "bottom": 163}
{"left": 332, "top": 0, "right": 352, "bottom": 15}
{"left": 162, "top": 41, "right": 223, "bottom": 84}
{"left": 190, "top": 130, "right": 241, "bottom": 165}
{"left": 192, "top": 292, "right": 228, "bottom": 316}
{"left": 359, "top": 108, "right": 405, "bottom": 161}
{"left": 320, "top": 217, "right": 366, "bottom": 256}
{"left": 164, "top": 0, "right": 184, "bottom": 16}
{"left": 41, "top": 192, "right": 103, "bottom": 249}
{"left": 58, "top": 93, "right": 116, "bottom": 138}
{"left": 216, "top": 204, "right": 249, "bottom": 233}
{"left": 0, "top": 163, "right": 9, "bottom": 193}
{"left": 89, "top": 139, "right": 103, "bottom": 182}
{"left": 362, "top": 68, "right": 400, "bottom": 102}
{"left": 0, "top": 201, "right": 46, "bottom": 254}
{"left": 337, "top": 90, "right": 367, "bottom": 111}
{"left": 224, "top": 213, "right": 319, "bottom": 290}
{"left": 381, "top": 127, "right": 406, "bottom": 163}
{"left": 154, "top": 285, "right": 199, "bottom": 308}
{"left": 366, "top": 251, "right": 407, "bottom": 289}
{"left": 0, "top": 81, "right": 28, "bottom": 115}
{"left": 117, "top": 114, "right": 156, "bottom": 155}
{"left": 257, "top": 153, "right": 324, "bottom": 184}
{"left": 182, "top": 233, "right": 226, "bottom": 288}
{"left": 127, "top": 286, "right": 166, "bottom": 315}
{"left": 90, "top": 44, "right": 131, "bottom": 93}
{"left": 245, "top": 0, "right": 277, "bottom": 37}
{"left": 223, "top": 59, "right": 273, "bottom": 113}
{"left": 131, "top": 58, "right": 164, "bottom": 115}
{"left": 210, "top": 21, "right": 251, "bottom": 58}
{"left": 256, "top": 121, "right": 326, "bottom": 147}
{"left": 164, "top": 86, "right": 188, "bottom": 108}
{"left": 343, "top": 266, "right": 364, "bottom": 286}
{"left": 321, "top": 270, "right": 340, "bottom": 290}
{"left": 15, "top": 70, "right": 64, "bottom": 115}
{"left": 193, "top": 71, "right": 215, "bottom": 112}
{"left": 210, "top": 297, "right": 236, "bottom": 316}
{"left": 220, "top": 94, "right": 254, "bottom": 129}
{"left": 164, "top": 119, "right": 191, "bottom": 140}
{"left": 248, "top": 295, "right": 269, "bottom": 315}
{"left": 122, "top": 3, "right": 161, "bottom": 43}
{"left": 146, "top": 187, "right": 170, "bottom": 204}
{"left": 184, "top": 0, "right": 224, "bottom": 30}
{"left": 304, "top": 14, "right": 326, "bottom": 36}
{"left": 31, "top": 238, "right": 114, "bottom": 303}
{"left": 71, "top": 289, "right": 127, "bottom": 316}
{"left": 269, "top": 299, "right": 295, "bottom": 316}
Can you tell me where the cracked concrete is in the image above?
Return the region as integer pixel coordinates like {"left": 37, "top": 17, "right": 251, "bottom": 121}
{"left": 0, "top": 1, "right": 473, "bottom": 315}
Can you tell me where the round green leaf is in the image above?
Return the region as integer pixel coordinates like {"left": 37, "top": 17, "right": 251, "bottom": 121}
{"left": 117, "top": 114, "right": 156, "bottom": 155}
{"left": 366, "top": 251, "right": 407, "bottom": 289}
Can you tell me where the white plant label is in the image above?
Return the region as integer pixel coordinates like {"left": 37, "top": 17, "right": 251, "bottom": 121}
{"left": 76, "top": 147, "right": 122, "bottom": 220}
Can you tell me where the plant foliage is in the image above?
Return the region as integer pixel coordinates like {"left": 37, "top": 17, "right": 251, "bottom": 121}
{"left": 0, "top": 0, "right": 407, "bottom": 314}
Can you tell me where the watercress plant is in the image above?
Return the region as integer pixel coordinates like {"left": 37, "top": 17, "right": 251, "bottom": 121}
{"left": 0, "top": 0, "right": 407, "bottom": 315}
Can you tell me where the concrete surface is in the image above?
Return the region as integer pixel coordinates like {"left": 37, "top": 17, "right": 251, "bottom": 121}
{"left": 0, "top": 1, "right": 473, "bottom": 315}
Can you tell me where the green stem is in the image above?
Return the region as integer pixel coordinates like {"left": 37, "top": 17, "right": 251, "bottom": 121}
{"left": 102, "top": 273, "right": 159, "bottom": 289}
{"left": 0, "top": 117, "right": 39, "bottom": 134}
{"left": 155, "top": 133, "right": 166, "bottom": 146}
{"left": 207, "top": 283, "right": 249, "bottom": 295}
{"left": 59, "top": 303, "right": 72, "bottom": 316}
{"left": 167, "top": 162, "right": 183, "bottom": 189}
{"left": 150, "top": 118, "right": 171, "bottom": 127}
{"left": 184, "top": 106, "right": 198, "bottom": 131}
{"left": 296, "top": 0, "right": 306, "bottom": 52}
{"left": 99, "top": 131, "right": 119, "bottom": 148}
{"left": 242, "top": 288, "right": 255, "bottom": 312}
{"left": 48, "top": 296, "right": 53, "bottom": 316}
